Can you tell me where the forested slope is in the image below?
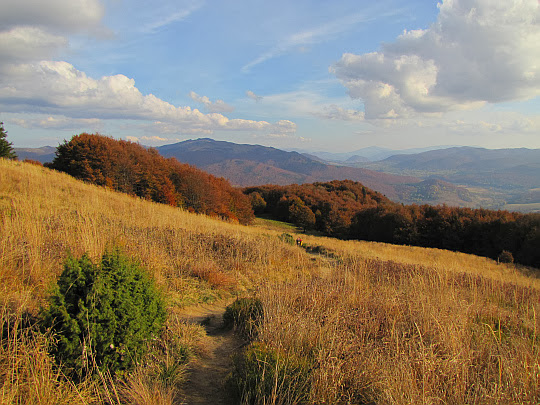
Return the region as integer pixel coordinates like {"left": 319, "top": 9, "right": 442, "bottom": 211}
{"left": 245, "top": 181, "right": 540, "bottom": 269}
{"left": 46, "top": 133, "right": 254, "bottom": 224}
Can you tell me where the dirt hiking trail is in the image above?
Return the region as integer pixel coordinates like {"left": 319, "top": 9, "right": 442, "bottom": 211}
{"left": 178, "top": 300, "right": 243, "bottom": 405}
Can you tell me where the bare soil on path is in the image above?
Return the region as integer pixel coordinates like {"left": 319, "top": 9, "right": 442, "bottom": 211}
{"left": 178, "top": 300, "right": 243, "bottom": 405}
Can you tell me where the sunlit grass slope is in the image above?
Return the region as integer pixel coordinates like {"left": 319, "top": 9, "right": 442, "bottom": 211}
{"left": 0, "top": 159, "right": 315, "bottom": 312}
{"left": 0, "top": 159, "right": 316, "bottom": 404}
{"left": 1, "top": 159, "right": 539, "bottom": 404}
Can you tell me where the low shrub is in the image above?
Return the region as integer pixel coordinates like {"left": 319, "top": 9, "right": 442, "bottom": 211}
{"left": 498, "top": 250, "right": 514, "bottom": 264}
{"left": 228, "top": 342, "right": 312, "bottom": 405}
{"left": 278, "top": 233, "right": 295, "bottom": 245}
{"left": 40, "top": 249, "right": 166, "bottom": 380}
{"left": 223, "top": 297, "right": 263, "bottom": 339}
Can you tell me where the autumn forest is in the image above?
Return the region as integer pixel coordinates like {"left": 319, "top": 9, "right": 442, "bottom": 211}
{"left": 46, "top": 134, "right": 540, "bottom": 270}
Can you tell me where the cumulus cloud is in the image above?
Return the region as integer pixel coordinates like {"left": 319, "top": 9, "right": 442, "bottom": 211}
{"left": 0, "top": 0, "right": 295, "bottom": 139}
{"left": 331, "top": 0, "right": 540, "bottom": 119}
{"left": 189, "top": 91, "right": 235, "bottom": 113}
{"left": 0, "top": 0, "right": 106, "bottom": 68}
{"left": 0, "top": 61, "right": 293, "bottom": 137}
{"left": 246, "top": 90, "right": 263, "bottom": 102}
{"left": 0, "top": 0, "right": 105, "bottom": 34}
{"left": 0, "top": 27, "right": 67, "bottom": 65}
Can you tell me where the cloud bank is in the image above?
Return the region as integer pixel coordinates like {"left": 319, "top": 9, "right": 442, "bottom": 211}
{"left": 0, "top": 0, "right": 294, "bottom": 138}
{"left": 332, "top": 0, "right": 540, "bottom": 119}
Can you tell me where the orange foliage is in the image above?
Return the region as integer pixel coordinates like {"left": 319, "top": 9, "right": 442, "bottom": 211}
{"left": 47, "top": 134, "right": 254, "bottom": 224}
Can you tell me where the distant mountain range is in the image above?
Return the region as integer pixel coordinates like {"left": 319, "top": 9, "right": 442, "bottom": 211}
{"left": 15, "top": 139, "right": 540, "bottom": 212}
{"left": 293, "top": 145, "right": 456, "bottom": 163}
{"left": 14, "top": 146, "right": 56, "bottom": 163}
{"left": 156, "top": 138, "right": 484, "bottom": 208}
{"left": 156, "top": 138, "right": 421, "bottom": 200}
{"left": 353, "top": 147, "right": 540, "bottom": 211}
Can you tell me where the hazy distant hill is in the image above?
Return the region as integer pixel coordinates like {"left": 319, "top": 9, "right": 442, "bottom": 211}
{"left": 157, "top": 139, "right": 424, "bottom": 198}
{"left": 300, "top": 145, "right": 454, "bottom": 163}
{"left": 357, "top": 146, "right": 540, "bottom": 212}
{"left": 382, "top": 147, "right": 540, "bottom": 174}
{"left": 157, "top": 139, "right": 482, "bottom": 207}
{"left": 365, "top": 147, "right": 540, "bottom": 189}
{"left": 158, "top": 138, "right": 327, "bottom": 175}
{"left": 20, "top": 139, "right": 534, "bottom": 210}
{"left": 14, "top": 146, "right": 56, "bottom": 163}
{"left": 395, "top": 178, "right": 474, "bottom": 206}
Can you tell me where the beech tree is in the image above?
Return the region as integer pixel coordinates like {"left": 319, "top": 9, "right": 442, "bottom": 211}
{"left": 47, "top": 134, "right": 254, "bottom": 224}
{"left": 289, "top": 197, "right": 316, "bottom": 231}
{"left": 0, "top": 122, "right": 17, "bottom": 160}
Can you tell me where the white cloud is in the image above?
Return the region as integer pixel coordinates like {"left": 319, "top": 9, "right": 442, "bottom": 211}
{"left": 0, "top": 0, "right": 107, "bottom": 68}
{"left": 143, "top": 2, "right": 204, "bottom": 33}
{"left": 0, "top": 0, "right": 300, "bottom": 144}
{"left": 0, "top": 0, "right": 105, "bottom": 34}
{"left": 332, "top": 0, "right": 540, "bottom": 119}
{"left": 257, "top": 89, "right": 366, "bottom": 123}
{"left": 11, "top": 115, "right": 102, "bottom": 130}
{"left": 0, "top": 27, "right": 67, "bottom": 66}
{"left": 246, "top": 90, "right": 263, "bottom": 102}
{"left": 0, "top": 61, "right": 293, "bottom": 136}
{"left": 141, "top": 135, "right": 168, "bottom": 142}
{"left": 189, "top": 91, "right": 235, "bottom": 113}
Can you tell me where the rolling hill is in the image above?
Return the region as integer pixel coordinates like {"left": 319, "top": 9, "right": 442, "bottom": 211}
{"left": 14, "top": 145, "right": 56, "bottom": 163}
{"left": 18, "top": 139, "right": 538, "bottom": 210}
{"left": 357, "top": 146, "right": 540, "bottom": 211}
{"left": 157, "top": 139, "right": 491, "bottom": 208}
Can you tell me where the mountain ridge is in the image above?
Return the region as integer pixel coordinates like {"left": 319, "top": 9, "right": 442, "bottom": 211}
{"left": 156, "top": 138, "right": 423, "bottom": 202}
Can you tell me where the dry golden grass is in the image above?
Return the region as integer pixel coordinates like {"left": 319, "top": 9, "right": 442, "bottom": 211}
{"left": 0, "top": 159, "right": 315, "bottom": 312}
{"left": 0, "top": 159, "right": 317, "bottom": 403}
{"left": 253, "top": 246, "right": 540, "bottom": 404}
{"left": 1, "top": 158, "right": 539, "bottom": 404}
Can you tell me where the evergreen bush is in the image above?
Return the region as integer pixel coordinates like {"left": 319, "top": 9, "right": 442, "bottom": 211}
{"left": 278, "top": 233, "right": 295, "bottom": 245}
{"left": 0, "top": 122, "right": 17, "bottom": 160}
{"left": 40, "top": 249, "right": 166, "bottom": 379}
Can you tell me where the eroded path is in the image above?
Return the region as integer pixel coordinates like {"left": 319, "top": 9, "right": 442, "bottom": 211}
{"left": 178, "top": 301, "right": 243, "bottom": 405}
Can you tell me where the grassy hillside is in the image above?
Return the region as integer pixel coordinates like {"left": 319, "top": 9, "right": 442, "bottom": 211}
{"left": 1, "top": 159, "right": 539, "bottom": 404}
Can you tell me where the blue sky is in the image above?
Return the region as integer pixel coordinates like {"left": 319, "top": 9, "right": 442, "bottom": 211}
{"left": 1, "top": 0, "right": 539, "bottom": 151}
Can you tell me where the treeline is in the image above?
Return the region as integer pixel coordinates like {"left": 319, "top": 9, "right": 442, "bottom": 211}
{"left": 244, "top": 181, "right": 540, "bottom": 269}
{"left": 245, "top": 181, "right": 392, "bottom": 235}
{"left": 46, "top": 134, "right": 254, "bottom": 224}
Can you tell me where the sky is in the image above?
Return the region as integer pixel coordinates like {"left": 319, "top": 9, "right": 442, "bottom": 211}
{"left": 1, "top": 0, "right": 540, "bottom": 152}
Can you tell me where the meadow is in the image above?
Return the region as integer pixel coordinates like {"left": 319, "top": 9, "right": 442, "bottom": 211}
{"left": 1, "top": 159, "right": 539, "bottom": 404}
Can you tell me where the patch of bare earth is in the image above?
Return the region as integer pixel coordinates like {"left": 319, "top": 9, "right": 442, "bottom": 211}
{"left": 178, "top": 301, "right": 243, "bottom": 405}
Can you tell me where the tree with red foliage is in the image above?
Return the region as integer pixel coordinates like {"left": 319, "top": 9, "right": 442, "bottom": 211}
{"left": 47, "top": 134, "right": 254, "bottom": 224}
